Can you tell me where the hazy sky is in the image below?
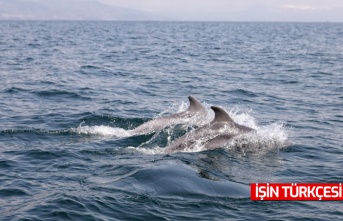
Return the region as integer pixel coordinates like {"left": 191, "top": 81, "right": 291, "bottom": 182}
{"left": 99, "top": 0, "right": 343, "bottom": 21}
{"left": 1, "top": 0, "right": 343, "bottom": 21}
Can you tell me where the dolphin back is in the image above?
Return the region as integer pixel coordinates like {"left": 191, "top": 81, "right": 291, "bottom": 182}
{"left": 130, "top": 96, "right": 207, "bottom": 136}
{"left": 211, "top": 106, "right": 235, "bottom": 123}
{"left": 187, "top": 96, "right": 206, "bottom": 113}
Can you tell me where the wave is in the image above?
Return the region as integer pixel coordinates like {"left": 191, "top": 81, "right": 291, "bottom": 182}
{"left": 33, "top": 89, "right": 91, "bottom": 100}
{"left": 112, "top": 162, "right": 250, "bottom": 198}
{"left": 0, "top": 129, "right": 71, "bottom": 135}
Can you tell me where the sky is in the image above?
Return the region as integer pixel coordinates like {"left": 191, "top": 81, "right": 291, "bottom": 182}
{"left": 1, "top": 0, "right": 343, "bottom": 21}
{"left": 99, "top": 0, "right": 343, "bottom": 21}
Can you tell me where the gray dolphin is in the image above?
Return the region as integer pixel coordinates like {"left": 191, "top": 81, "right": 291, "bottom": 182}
{"left": 164, "top": 106, "right": 254, "bottom": 153}
{"left": 128, "top": 96, "right": 207, "bottom": 136}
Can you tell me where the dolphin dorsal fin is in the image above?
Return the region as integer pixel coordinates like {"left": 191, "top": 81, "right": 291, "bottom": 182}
{"left": 211, "top": 106, "right": 234, "bottom": 123}
{"left": 187, "top": 96, "right": 204, "bottom": 112}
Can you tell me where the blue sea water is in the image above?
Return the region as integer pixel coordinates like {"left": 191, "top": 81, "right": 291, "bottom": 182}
{"left": 0, "top": 21, "right": 342, "bottom": 220}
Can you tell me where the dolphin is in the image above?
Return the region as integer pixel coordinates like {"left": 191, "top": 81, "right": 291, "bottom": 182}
{"left": 128, "top": 96, "right": 207, "bottom": 136}
{"left": 164, "top": 106, "right": 254, "bottom": 153}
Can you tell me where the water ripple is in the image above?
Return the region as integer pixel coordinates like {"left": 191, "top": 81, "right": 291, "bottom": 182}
{"left": 0, "top": 21, "right": 342, "bottom": 220}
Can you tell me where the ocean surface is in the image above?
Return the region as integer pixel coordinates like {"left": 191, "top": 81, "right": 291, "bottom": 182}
{"left": 0, "top": 21, "right": 342, "bottom": 220}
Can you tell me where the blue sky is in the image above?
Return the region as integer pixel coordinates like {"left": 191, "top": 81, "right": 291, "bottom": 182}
{"left": 100, "top": 0, "right": 343, "bottom": 21}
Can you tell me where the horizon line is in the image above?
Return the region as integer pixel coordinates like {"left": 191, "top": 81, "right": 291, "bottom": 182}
{"left": 0, "top": 19, "right": 342, "bottom": 23}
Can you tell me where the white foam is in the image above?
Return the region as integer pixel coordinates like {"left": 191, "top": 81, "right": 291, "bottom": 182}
{"left": 221, "top": 107, "right": 289, "bottom": 152}
{"left": 224, "top": 122, "right": 290, "bottom": 152}
{"left": 71, "top": 125, "right": 130, "bottom": 137}
{"left": 228, "top": 106, "right": 258, "bottom": 129}
{"left": 131, "top": 146, "right": 166, "bottom": 155}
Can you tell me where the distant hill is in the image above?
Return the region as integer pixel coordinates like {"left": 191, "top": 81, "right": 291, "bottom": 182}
{"left": 0, "top": 0, "right": 162, "bottom": 20}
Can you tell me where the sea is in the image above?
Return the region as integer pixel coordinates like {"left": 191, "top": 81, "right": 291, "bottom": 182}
{"left": 0, "top": 21, "right": 342, "bottom": 220}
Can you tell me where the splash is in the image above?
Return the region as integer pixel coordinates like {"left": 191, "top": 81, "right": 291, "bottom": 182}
{"left": 71, "top": 125, "right": 130, "bottom": 137}
{"left": 135, "top": 105, "right": 290, "bottom": 154}
{"left": 223, "top": 122, "right": 290, "bottom": 153}
{"left": 222, "top": 107, "right": 289, "bottom": 152}
{"left": 129, "top": 146, "right": 166, "bottom": 155}
{"left": 228, "top": 105, "right": 258, "bottom": 129}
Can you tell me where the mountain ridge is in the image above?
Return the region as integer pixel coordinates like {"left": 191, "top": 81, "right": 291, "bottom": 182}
{"left": 0, "top": 0, "right": 163, "bottom": 21}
